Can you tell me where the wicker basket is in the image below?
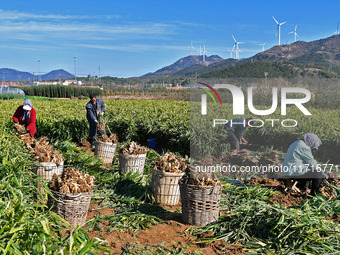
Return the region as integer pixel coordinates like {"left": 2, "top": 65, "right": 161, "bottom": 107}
{"left": 151, "top": 169, "right": 184, "bottom": 205}
{"left": 119, "top": 153, "right": 146, "bottom": 175}
{"left": 94, "top": 141, "right": 117, "bottom": 164}
{"left": 34, "top": 161, "right": 64, "bottom": 196}
{"left": 48, "top": 190, "right": 92, "bottom": 229}
{"left": 179, "top": 180, "right": 222, "bottom": 226}
{"left": 35, "top": 161, "right": 64, "bottom": 180}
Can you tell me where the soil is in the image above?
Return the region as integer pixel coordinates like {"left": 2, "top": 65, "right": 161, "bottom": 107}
{"left": 78, "top": 141, "right": 94, "bottom": 154}
{"left": 85, "top": 203, "right": 244, "bottom": 255}
{"left": 243, "top": 178, "right": 340, "bottom": 207}
{"left": 327, "top": 214, "right": 340, "bottom": 223}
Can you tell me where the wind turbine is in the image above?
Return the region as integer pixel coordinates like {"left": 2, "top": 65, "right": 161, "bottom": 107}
{"left": 232, "top": 35, "right": 243, "bottom": 59}
{"left": 289, "top": 25, "right": 299, "bottom": 42}
{"left": 334, "top": 22, "right": 339, "bottom": 35}
{"left": 259, "top": 42, "right": 266, "bottom": 52}
{"left": 273, "top": 16, "right": 286, "bottom": 45}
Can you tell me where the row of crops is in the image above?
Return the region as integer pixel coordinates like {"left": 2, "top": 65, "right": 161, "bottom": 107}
{"left": 20, "top": 85, "right": 102, "bottom": 98}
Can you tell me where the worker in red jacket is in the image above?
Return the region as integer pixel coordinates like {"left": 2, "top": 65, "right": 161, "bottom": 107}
{"left": 13, "top": 99, "right": 37, "bottom": 137}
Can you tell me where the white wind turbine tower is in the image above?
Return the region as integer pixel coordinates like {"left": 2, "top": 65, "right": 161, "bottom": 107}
{"left": 259, "top": 42, "right": 266, "bottom": 52}
{"left": 202, "top": 44, "right": 208, "bottom": 61}
{"left": 189, "top": 41, "right": 195, "bottom": 55}
{"left": 334, "top": 22, "right": 339, "bottom": 35}
{"left": 232, "top": 35, "right": 243, "bottom": 59}
{"left": 273, "top": 16, "right": 286, "bottom": 45}
{"left": 230, "top": 44, "right": 235, "bottom": 58}
{"left": 289, "top": 25, "right": 299, "bottom": 42}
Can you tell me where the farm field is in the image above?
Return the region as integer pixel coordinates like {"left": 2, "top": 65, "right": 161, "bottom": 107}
{"left": 0, "top": 97, "right": 339, "bottom": 254}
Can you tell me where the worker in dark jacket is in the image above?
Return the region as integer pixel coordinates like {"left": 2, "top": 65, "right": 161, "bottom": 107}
{"left": 13, "top": 99, "right": 37, "bottom": 137}
{"left": 224, "top": 118, "right": 252, "bottom": 151}
{"left": 86, "top": 93, "right": 105, "bottom": 148}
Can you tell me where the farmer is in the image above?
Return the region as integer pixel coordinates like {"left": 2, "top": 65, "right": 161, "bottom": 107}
{"left": 224, "top": 118, "right": 252, "bottom": 151}
{"left": 86, "top": 93, "right": 105, "bottom": 148}
{"left": 282, "top": 133, "right": 327, "bottom": 196}
{"left": 13, "top": 99, "right": 36, "bottom": 137}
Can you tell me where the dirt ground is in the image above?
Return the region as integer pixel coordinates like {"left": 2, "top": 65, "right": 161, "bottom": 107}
{"left": 86, "top": 203, "right": 244, "bottom": 255}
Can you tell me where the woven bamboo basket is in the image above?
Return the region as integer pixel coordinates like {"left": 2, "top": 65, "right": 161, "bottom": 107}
{"left": 48, "top": 190, "right": 92, "bottom": 229}
{"left": 179, "top": 180, "right": 222, "bottom": 226}
{"left": 151, "top": 169, "right": 184, "bottom": 205}
{"left": 94, "top": 141, "right": 117, "bottom": 164}
{"left": 35, "top": 161, "right": 64, "bottom": 180}
{"left": 119, "top": 153, "right": 146, "bottom": 175}
{"left": 34, "top": 161, "right": 64, "bottom": 195}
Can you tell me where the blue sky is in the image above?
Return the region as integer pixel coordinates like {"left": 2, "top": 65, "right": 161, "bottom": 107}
{"left": 0, "top": 0, "right": 339, "bottom": 78}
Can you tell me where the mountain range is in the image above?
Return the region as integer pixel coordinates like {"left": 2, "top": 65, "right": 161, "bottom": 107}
{"left": 0, "top": 68, "right": 74, "bottom": 81}
{"left": 141, "top": 35, "right": 340, "bottom": 79}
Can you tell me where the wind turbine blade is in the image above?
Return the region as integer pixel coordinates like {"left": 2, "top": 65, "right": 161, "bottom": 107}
{"left": 280, "top": 21, "right": 286, "bottom": 25}
{"left": 295, "top": 24, "right": 298, "bottom": 31}
{"left": 238, "top": 42, "right": 244, "bottom": 44}
{"left": 296, "top": 33, "right": 299, "bottom": 37}
{"left": 232, "top": 34, "right": 236, "bottom": 42}
{"left": 288, "top": 31, "right": 294, "bottom": 34}
{"left": 272, "top": 16, "right": 279, "bottom": 24}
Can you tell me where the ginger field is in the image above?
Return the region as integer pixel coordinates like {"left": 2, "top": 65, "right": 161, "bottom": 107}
{"left": 0, "top": 97, "right": 339, "bottom": 254}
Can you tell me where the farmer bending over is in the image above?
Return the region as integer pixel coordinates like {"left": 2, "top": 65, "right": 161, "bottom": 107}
{"left": 282, "top": 133, "right": 327, "bottom": 196}
{"left": 86, "top": 93, "right": 105, "bottom": 148}
{"left": 13, "top": 99, "right": 36, "bottom": 137}
{"left": 224, "top": 118, "right": 252, "bottom": 151}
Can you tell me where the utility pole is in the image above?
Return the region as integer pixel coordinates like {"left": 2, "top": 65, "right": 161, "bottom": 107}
{"left": 74, "top": 56, "right": 77, "bottom": 83}
{"left": 37, "top": 59, "right": 41, "bottom": 82}
{"left": 98, "top": 66, "right": 101, "bottom": 84}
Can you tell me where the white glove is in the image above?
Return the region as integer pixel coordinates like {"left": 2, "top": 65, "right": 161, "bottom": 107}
{"left": 100, "top": 112, "right": 104, "bottom": 116}
{"left": 95, "top": 120, "right": 99, "bottom": 124}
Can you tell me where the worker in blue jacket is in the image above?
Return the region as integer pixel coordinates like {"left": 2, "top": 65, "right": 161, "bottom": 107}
{"left": 224, "top": 118, "right": 252, "bottom": 151}
{"left": 86, "top": 93, "right": 105, "bottom": 148}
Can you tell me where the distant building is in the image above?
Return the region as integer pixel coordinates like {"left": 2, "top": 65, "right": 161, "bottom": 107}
{"left": 0, "top": 86, "right": 25, "bottom": 95}
{"left": 34, "top": 81, "right": 59, "bottom": 85}
{"left": 62, "top": 79, "right": 82, "bottom": 86}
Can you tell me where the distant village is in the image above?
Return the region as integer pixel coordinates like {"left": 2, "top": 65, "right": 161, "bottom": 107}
{"left": 0, "top": 79, "right": 82, "bottom": 87}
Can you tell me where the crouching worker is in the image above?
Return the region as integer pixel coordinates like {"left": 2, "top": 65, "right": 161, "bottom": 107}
{"left": 13, "top": 99, "right": 36, "bottom": 137}
{"left": 224, "top": 118, "right": 252, "bottom": 151}
{"left": 86, "top": 93, "right": 105, "bottom": 148}
{"left": 282, "top": 133, "right": 327, "bottom": 196}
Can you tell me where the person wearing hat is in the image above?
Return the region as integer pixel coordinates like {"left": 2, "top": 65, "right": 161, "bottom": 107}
{"left": 13, "top": 99, "right": 37, "bottom": 137}
{"left": 86, "top": 93, "right": 105, "bottom": 148}
{"left": 224, "top": 117, "right": 252, "bottom": 151}
{"left": 282, "top": 133, "right": 327, "bottom": 195}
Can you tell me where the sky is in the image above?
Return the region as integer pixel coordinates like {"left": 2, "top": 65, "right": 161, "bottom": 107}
{"left": 0, "top": 0, "right": 339, "bottom": 78}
